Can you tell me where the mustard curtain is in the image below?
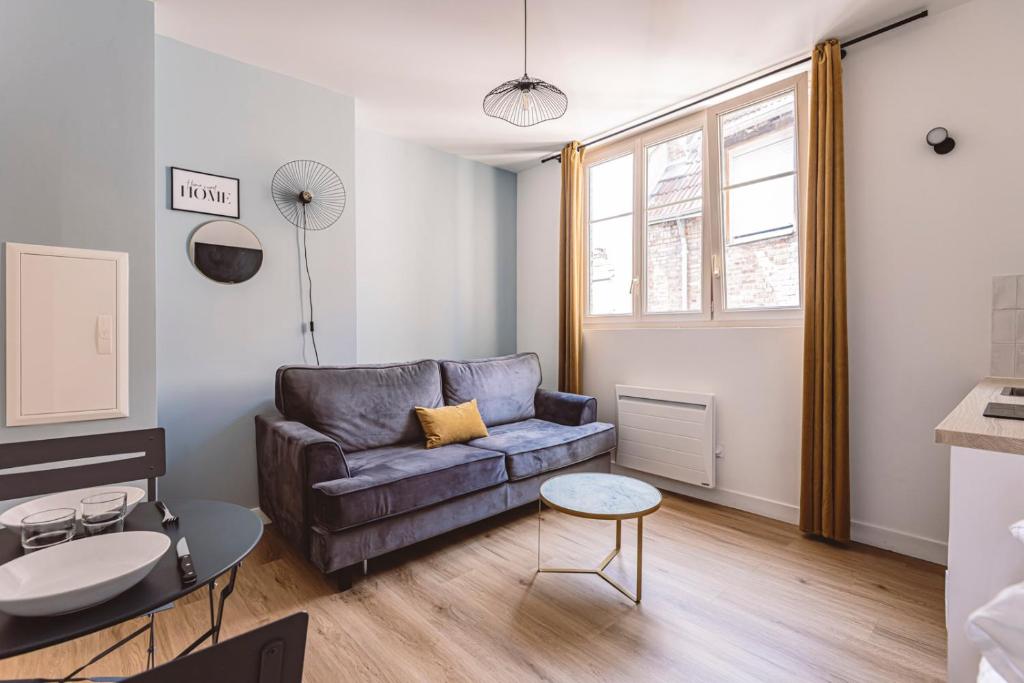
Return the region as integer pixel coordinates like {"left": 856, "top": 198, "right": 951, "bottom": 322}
{"left": 800, "top": 39, "right": 850, "bottom": 542}
{"left": 558, "top": 141, "right": 585, "bottom": 394}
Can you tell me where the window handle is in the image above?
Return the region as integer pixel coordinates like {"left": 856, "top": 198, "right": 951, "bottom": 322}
{"left": 712, "top": 254, "right": 721, "bottom": 278}
{"left": 629, "top": 277, "right": 640, "bottom": 294}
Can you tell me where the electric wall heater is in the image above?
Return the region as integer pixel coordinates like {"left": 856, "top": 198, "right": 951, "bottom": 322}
{"left": 614, "top": 385, "right": 716, "bottom": 488}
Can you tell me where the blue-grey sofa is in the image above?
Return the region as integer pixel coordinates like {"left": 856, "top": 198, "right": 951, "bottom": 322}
{"left": 255, "top": 352, "right": 615, "bottom": 588}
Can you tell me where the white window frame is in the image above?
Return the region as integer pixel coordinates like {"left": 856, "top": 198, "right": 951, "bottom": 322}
{"left": 640, "top": 112, "right": 711, "bottom": 323}
{"left": 583, "top": 73, "right": 808, "bottom": 329}
{"left": 583, "top": 140, "right": 636, "bottom": 322}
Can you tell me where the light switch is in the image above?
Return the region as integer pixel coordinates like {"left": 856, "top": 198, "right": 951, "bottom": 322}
{"left": 96, "top": 314, "right": 113, "bottom": 355}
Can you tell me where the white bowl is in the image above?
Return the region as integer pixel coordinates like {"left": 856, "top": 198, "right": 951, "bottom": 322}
{"left": 0, "top": 486, "right": 147, "bottom": 533}
{"left": 0, "top": 531, "right": 170, "bottom": 617}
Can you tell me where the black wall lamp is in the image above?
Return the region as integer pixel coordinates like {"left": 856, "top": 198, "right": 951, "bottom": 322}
{"left": 926, "top": 127, "right": 956, "bottom": 155}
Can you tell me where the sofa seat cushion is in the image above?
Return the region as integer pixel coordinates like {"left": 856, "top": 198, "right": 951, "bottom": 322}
{"left": 311, "top": 443, "right": 507, "bottom": 531}
{"left": 467, "top": 419, "right": 616, "bottom": 481}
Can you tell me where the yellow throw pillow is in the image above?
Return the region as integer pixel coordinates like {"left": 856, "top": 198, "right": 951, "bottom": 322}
{"left": 415, "top": 399, "right": 489, "bottom": 449}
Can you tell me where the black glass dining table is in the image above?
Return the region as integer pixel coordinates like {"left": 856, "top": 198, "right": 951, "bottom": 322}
{"left": 0, "top": 498, "right": 262, "bottom": 680}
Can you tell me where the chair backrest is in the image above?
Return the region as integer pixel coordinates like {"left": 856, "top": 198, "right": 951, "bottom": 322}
{"left": 0, "top": 428, "right": 166, "bottom": 502}
{"left": 127, "top": 612, "right": 309, "bottom": 683}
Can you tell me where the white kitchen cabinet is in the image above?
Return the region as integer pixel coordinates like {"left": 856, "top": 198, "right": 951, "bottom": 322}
{"left": 937, "top": 378, "right": 1024, "bottom": 682}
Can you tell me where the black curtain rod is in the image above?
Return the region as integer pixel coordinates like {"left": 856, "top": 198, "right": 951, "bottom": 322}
{"left": 540, "top": 9, "right": 928, "bottom": 164}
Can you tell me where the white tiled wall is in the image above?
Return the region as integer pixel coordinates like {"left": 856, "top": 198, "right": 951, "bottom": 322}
{"left": 990, "top": 275, "right": 1024, "bottom": 376}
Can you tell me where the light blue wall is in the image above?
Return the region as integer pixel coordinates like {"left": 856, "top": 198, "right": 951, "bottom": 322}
{"left": 0, "top": 0, "right": 156, "bottom": 443}
{"left": 1, "top": 18, "right": 514, "bottom": 508}
{"left": 156, "top": 37, "right": 356, "bottom": 506}
{"left": 355, "top": 129, "right": 516, "bottom": 363}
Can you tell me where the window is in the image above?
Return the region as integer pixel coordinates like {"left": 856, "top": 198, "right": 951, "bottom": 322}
{"left": 719, "top": 91, "right": 800, "bottom": 310}
{"left": 645, "top": 128, "right": 703, "bottom": 314}
{"left": 587, "top": 153, "right": 633, "bottom": 316}
{"left": 583, "top": 75, "right": 806, "bottom": 325}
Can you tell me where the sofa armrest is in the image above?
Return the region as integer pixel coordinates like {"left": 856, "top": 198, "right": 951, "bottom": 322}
{"left": 255, "top": 412, "right": 349, "bottom": 549}
{"left": 256, "top": 413, "right": 350, "bottom": 482}
{"left": 534, "top": 389, "right": 598, "bottom": 426}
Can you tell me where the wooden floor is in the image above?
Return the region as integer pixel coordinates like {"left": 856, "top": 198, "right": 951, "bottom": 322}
{"left": 0, "top": 493, "right": 947, "bottom": 682}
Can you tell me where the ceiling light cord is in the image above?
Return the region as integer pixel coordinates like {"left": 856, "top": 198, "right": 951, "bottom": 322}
{"left": 523, "top": 0, "right": 527, "bottom": 75}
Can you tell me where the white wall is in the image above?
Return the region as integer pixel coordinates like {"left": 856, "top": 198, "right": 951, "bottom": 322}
{"left": 585, "top": 327, "right": 804, "bottom": 516}
{"left": 516, "top": 162, "right": 561, "bottom": 387}
{"left": 516, "top": 143, "right": 809, "bottom": 532}
{"left": 516, "top": 0, "right": 1024, "bottom": 564}
{"left": 844, "top": 0, "right": 1024, "bottom": 562}
{"left": 355, "top": 128, "right": 517, "bottom": 363}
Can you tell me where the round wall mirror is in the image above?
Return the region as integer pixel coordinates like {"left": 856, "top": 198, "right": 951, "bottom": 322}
{"left": 189, "top": 221, "right": 263, "bottom": 284}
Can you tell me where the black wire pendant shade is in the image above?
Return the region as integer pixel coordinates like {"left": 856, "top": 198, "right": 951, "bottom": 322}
{"left": 483, "top": 76, "right": 567, "bottom": 128}
{"left": 271, "top": 159, "right": 346, "bottom": 231}
{"left": 483, "top": 0, "right": 567, "bottom": 127}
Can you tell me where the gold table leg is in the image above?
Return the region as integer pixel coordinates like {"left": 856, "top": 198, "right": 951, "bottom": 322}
{"left": 537, "top": 502, "right": 645, "bottom": 604}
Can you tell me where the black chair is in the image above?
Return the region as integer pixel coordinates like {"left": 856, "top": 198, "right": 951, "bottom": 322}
{"left": 0, "top": 429, "right": 166, "bottom": 502}
{"left": 126, "top": 613, "right": 308, "bottom": 683}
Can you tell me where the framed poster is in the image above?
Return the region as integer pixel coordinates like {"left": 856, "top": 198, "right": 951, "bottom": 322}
{"left": 170, "top": 167, "right": 240, "bottom": 218}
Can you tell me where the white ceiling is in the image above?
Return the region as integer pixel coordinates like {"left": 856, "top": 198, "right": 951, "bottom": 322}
{"left": 155, "top": 0, "right": 971, "bottom": 172}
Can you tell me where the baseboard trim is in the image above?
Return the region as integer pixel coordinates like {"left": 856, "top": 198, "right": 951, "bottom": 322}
{"left": 850, "top": 520, "right": 948, "bottom": 566}
{"left": 611, "top": 464, "right": 948, "bottom": 566}
{"left": 611, "top": 463, "right": 799, "bottom": 524}
{"left": 251, "top": 507, "right": 271, "bottom": 525}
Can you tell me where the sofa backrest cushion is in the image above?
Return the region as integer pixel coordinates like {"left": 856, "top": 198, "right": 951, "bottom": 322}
{"left": 440, "top": 353, "right": 541, "bottom": 427}
{"left": 275, "top": 360, "right": 443, "bottom": 453}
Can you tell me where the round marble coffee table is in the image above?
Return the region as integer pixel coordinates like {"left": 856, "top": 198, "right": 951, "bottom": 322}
{"left": 537, "top": 472, "right": 662, "bottom": 603}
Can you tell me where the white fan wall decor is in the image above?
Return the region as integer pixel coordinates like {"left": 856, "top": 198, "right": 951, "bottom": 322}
{"left": 271, "top": 160, "right": 347, "bottom": 365}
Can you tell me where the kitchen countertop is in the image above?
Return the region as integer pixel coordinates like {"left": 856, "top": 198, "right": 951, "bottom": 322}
{"left": 936, "top": 377, "right": 1024, "bottom": 455}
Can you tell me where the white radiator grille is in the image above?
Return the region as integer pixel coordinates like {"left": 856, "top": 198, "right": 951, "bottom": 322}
{"left": 615, "top": 385, "right": 716, "bottom": 488}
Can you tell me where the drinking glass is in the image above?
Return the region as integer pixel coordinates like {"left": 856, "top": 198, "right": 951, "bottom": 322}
{"left": 81, "top": 491, "right": 127, "bottom": 536}
{"left": 21, "top": 508, "right": 76, "bottom": 553}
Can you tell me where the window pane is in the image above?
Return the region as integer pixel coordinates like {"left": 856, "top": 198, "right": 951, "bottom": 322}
{"left": 721, "top": 91, "right": 796, "bottom": 187}
{"left": 720, "top": 89, "right": 801, "bottom": 311}
{"left": 723, "top": 230, "right": 799, "bottom": 309}
{"left": 724, "top": 175, "right": 795, "bottom": 241}
{"left": 645, "top": 129, "right": 703, "bottom": 313}
{"left": 725, "top": 135, "right": 794, "bottom": 187}
{"left": 589, "top": 215, "right": 633, "bottom": 315}
{"left": 647, "top": 214, "right": 702, "bottom": 313}
{"left": 589, "top": 154, "right": 633, "bottom": 221}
